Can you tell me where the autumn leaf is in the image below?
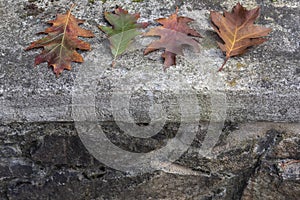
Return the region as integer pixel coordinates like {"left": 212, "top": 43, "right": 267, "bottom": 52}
{"left": 211, "top": 3, "right": 272, "bottom": 71}
{"left": 25, "top": 5, "right": 94, "bottom": 76}
{"left": 99, "top": 7, "right": 148, "bottom": 66}
{"left": 144, "top": 9, "right": 201, "bottom": 69}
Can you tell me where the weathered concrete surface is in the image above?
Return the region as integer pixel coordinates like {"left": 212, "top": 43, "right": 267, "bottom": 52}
{"left": 0, "top": 0, "right": 299, "bottom": 199}
{"left": 0, "top": 0, "right": 299, "bottom": 123}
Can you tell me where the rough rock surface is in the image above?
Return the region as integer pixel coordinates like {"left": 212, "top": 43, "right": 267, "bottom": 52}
{"left": 0, "top": 0, "right": 299, "bottom": 199}
{"left": 1, "top": 122, "right": 299, "bottom": 199}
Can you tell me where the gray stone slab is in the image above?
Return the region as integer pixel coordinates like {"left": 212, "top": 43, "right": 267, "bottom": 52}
{"left": 0, "top": 0, "right": 299, "bottom": 124}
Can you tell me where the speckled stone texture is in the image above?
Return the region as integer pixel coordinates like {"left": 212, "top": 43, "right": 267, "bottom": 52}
{"left": 0, "top": 0, "right": 299, "bottom": 123}
{"left": 0, "top": 0, "right": 299, "bottom": 199}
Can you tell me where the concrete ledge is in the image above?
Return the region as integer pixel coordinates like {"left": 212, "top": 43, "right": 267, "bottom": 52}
{"left": 1, "top": 0, "right": 299, "bottom": 124}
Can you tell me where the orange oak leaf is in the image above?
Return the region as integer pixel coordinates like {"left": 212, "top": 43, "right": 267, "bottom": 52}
{"left": 144, "top": 9, "right": 201, "bottom": 69}
{"left": 25, "top": 5, "right": 94, "bottom": 76}
{"left": 211, "top": 3, "right": 271, "bottom": 71}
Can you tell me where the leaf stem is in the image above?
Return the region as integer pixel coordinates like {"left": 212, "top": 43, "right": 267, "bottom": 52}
{"left": 218, "top": 57, "right": 229, "bottom": 72}
{"left": 112, "top": 60, "right": 116, "bottom": 67}
{"left": 70, "top": 4, "right": 76, "bottom": 11}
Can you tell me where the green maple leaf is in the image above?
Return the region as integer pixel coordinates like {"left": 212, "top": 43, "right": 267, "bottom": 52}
{"left": 99, "top": 7, "right": 148, "bottom": 66}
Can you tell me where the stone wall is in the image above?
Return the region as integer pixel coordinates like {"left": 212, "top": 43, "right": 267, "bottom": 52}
{"left": 0, "top": 0, "right": 299, "bottom": 199}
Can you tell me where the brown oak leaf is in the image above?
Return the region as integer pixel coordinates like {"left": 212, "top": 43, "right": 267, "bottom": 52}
{"left": 144, "top": 9, "right": 201, "bottom": 69}
{"left": 25, "top": 5, "right": 94, "bottom": 76}
{"left": 211, "top": 3, "right": 271, "bottom": 71}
